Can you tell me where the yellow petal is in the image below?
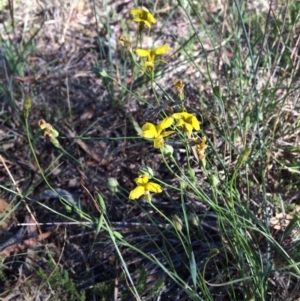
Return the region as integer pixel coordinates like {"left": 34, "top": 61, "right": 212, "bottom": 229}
{"left": 132, "top": 17, "right": 145, "bottom": 24}
{"left": 161, "top": 130, "right": 175, "bottom": 138}
{"left": 184, "top": 123, "right": 193, "bottom": 134}
{"left": 146, "top": 12, "right": 156, "bottom": 23}
{"left": 173, "top": 79, "right": 184, "bottom": 89}
{"left": 38, "top": 119, "right": 47, "bottom": 129}
{"left": 154, "top": 136, "right": 164, "bottom": 148}
{"left": 130, "top": 9, "right": 143, "bottom": 16}
{"left": 134, "top": 48, "right": 151, "bottom": 58}
{"left": 145, "top": 182, "right": 162, "bottom": 193}
{"left": 131, "top": 9, "right": 155, "bottom": 21}
{"left": 141, "top": 122, "right": 158, "bottom": 138}
{"left": 44, "top": 128, "right": 52, "bottom": 136}
{"left": 143, "top": 20, "right": 151, "bottom": 28}
{"left": 119, "top": 35, "right": 127, "bottom": 42}
{"left": 129, "top": 186, "right": 145, "bottom": 200}
{"left": 157, "top": 117, "right": 173, "bottom": 134}
{"left": 172, "top": 112, "right": 189, "bottom": 119}
{"left": 143, "top": 61, "right": 155, "bottom": 71}
{"left": 153, "top": 45, "right": 169, "bottom": 55}
{"left": 191, "top": 116, "right": 200, "bottom": 130}
{"left": 197, "top": 141, "right": 207, "bottom": 151}
{"left": 199, "top": 136, "right": 207, "bottom": 149}
{"left": 118, "top": 35, "right": 132, "bottom": 48}
{"left": 175, "top": 119, "right": 184, "bottom": 127}
{"left": 135, "top": 175, "right": 149, "bottom": 185}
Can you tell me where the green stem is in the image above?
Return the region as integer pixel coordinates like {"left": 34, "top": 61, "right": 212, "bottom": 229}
{"left": 24, "top": 114, "right": 93, "bottom": 222}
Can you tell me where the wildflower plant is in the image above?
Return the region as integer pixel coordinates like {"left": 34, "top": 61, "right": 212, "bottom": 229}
{"left": 117, "top": 4, "right": 296, "bottom": 297}
{"left": 119, "top": 9, "right": 218, "bottom": 297}
{"left": 11, "top": 1, "right": 295, "bottom": 300}
{"left": 91, "top": 5, "right": 259, "bottom": 299}
{"left": 105, "top": 8, "right": 209, "bottom": 294}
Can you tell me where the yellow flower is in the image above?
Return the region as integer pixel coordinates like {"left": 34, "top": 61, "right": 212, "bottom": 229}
{"left": 118, "top": 35, "right": 132, "bottom": 50}
{"left": 38, "top": 119, "right": 59, "bottom": 138}
{"left": 134, "top": 45, "right": 169, "bottom": 71}
{"left": 195, "top": 136, "right": 208, "bottom": 161}
{"left": 130, "top": 8, "right": 156, "bottom": 29}
{"left": 189, "top": 136, "right": 208, "bottom": 165}
{"left": 173, "top": 79, "right": 185, "bottom": 98}
{"left": 38, "top": 119, "right": 60, "bottom": 148}
{"left": 172, "top": 112, "right": 200, "bottom": 134}
{"left": 140, "top": 116, "right": 175, "bottom": 148}
{"left": 129, "top": 175, "right": 162, "bottom": 200}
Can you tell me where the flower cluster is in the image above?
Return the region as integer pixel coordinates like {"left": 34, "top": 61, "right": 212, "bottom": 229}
{"left": 140, "top": 112, "right": 200, "bottom": 149}
{"left": 124, "top": 8, "right": 208, "bottom": 201}
{"left": 120, "top": 8, "right": 169, "bottom": 72}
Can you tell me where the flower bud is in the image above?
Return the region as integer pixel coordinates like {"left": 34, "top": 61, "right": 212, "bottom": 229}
{"left": 23, "top": 96, "right": 32, "bottom": 111}
{"left": 23, "top": 96, "right": 32, "bottom": 118}
{"left": 189, "top": 213, "right": 199, "bottom": 227}
{"left": 161, "top": 144, "right": 174, "bottom": 157}
{"left": 177, "top": 0, "right": 188, "bottom": 8}
{"left": 48, "top": 134, "right": 60, "bottom": 148}
{"left": 237, "top": 148, "right": 252, "bottom": 168}
{"left": 180, "top": 180, "right": 188, "bottom": 190}
{"left": 107, "top": 177, "right": 119, "bottom": 193}
{"left": 139, "top": 166, "right": 154, "bottom": 179}
{"left": 188, "top": 168, "right": 195, "bottom": 178}
{"left": 209, "top": 174, "right": 220, "bottom": 187}
{"left": 172, "top": 215, "right": 183, "bottom": 233}
{"left": 98, "top": 68, "right": 108, "bottom": 78}
{"left": 113, "top": 231, "right": 123, "bottom": 239}
{"left": 200, "top": 158, "right": 206, "bottom": 169}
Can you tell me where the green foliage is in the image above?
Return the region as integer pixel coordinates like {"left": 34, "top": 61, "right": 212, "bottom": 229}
{"left": 136, "top": 265, "right": 147, "bottom": 295}
{"left": 92, "top": 281, "right": 115, "bottom": 301}
{"left": 0, "top": 38, "right": 35, "bottom": 76}
{"left": 0, "top": 257, "right": 9, "bottom": 294}
{"left": 149, "top": 277, "right": 164, "bottom": 298}
{"left": 36, "top": 263, "right": 85, "bottom": 301}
